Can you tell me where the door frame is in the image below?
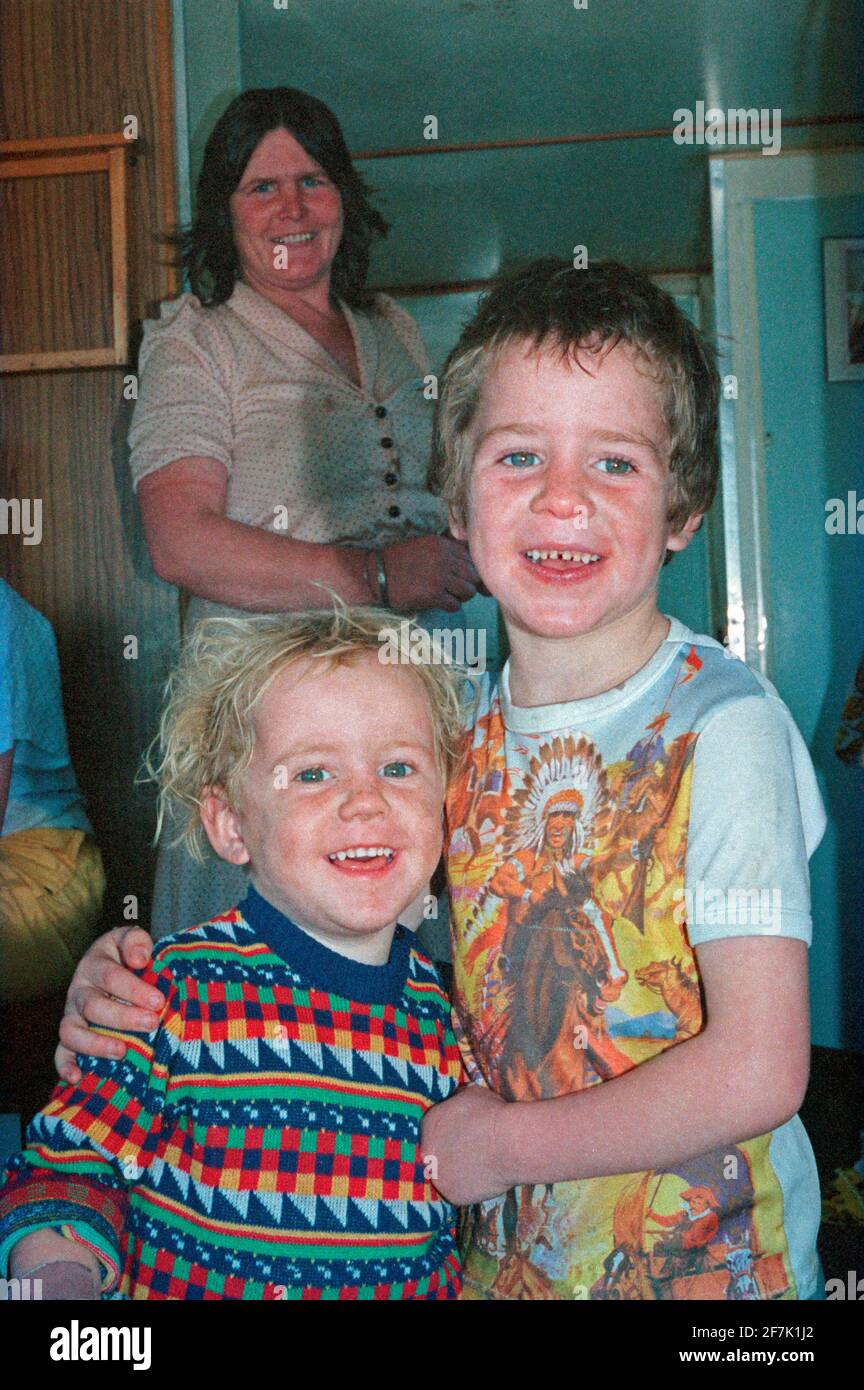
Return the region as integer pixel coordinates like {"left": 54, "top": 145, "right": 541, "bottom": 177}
{"left": 709, "top": 145, "right": 864, "bottom": 674}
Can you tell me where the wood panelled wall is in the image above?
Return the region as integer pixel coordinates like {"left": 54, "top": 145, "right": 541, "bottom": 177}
{"left": 0, "top": 0, "right": 181, "bottom": 928}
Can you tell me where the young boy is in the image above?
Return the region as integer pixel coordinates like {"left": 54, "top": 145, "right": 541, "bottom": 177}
{"left": 54, "top": 260, "right": 825, "bottom": 1302}
{"left": 0, "top": 607, "right": 468, "bottom": 1299}
{"left": 419, "top": 258, "right": 825, "bottom": 1300}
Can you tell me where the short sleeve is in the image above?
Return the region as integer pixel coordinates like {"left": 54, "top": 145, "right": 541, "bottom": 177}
{"left": 128, "top": 297, "right": 234, "bottom": 488}
{"left": 684, "top": 695, "right": 827, "bottom": 946}
{"left": 0, "top": 581, "right": 68, "bottom": 762}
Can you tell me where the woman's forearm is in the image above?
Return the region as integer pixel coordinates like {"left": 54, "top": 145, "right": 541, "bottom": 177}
{"left": 155, "top": 511, "right": 376, "bottom": 611}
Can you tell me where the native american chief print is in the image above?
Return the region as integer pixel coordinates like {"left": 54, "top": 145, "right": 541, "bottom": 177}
{"left": 446, "top": 636, "right": 810, "bottom": 1301}
{"left": 447, "top": 711, "right": 700, "bottom": 1104}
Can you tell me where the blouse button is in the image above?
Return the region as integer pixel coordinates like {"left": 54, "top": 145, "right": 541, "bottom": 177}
{"left": 380, "top": 436, "right": 394, "bottom": 449}
{"left": 388, "top": 505, "right": 401, "bottom": 518}
{"left": 385, "top": 472, "right": 398, "bottom": 486}
{"left": 375, "top": 405, "right": 388, "bottom": 418}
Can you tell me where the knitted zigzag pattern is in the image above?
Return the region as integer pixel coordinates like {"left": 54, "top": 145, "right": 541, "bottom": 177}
{"left": 0, "top": 907, "right": 465, "bottom": 1300}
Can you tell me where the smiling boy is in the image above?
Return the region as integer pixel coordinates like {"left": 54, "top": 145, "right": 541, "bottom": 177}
{"left": 421, "top": 259, "right": 826, "bottom": 1300}
{"left": 0, "top": 609, "right": 466, "bottom": 1299}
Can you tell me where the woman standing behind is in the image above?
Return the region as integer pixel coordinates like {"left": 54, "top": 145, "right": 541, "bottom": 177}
{"left": 130, "top": 87, "right": 480, "bottom": 935}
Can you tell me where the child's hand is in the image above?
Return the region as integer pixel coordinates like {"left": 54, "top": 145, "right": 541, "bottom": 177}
{"left": 421, "top": 1084, "right": 511, "bottom": 1206}
{"left": 55, "top": 926, "right": 162, "bottom": 1084}
{"left": 10, "top": 1230, "right": 101, "bottom": 1299}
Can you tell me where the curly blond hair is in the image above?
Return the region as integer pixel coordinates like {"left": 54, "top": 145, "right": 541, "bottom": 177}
{"left": 145, "top": 604, "right": 473, "bottom": 862}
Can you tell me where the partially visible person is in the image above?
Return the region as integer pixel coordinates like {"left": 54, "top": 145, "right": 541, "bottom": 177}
{"left": 0, "top": 607, "right": 468, "bottom": 1299}
{"left": 0, "top": 580, "right": 104, "bottom": 1116}
{"left": 129, "top": 85, "right": 484, "bottom": 935}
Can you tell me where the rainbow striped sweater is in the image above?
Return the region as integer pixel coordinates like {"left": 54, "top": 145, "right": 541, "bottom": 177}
{"left": 0, "top": 888, "right": 465, "bottom": 1299}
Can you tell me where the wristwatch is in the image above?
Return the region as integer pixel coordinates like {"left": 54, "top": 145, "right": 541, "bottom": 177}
{"left": 370, "top": 549, "right": 390, "bottom": 608}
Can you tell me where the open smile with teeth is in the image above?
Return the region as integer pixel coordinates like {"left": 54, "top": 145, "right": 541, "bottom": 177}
{"left": 273, "top": 232, "right": 316, "bottom": 244}
{"left": 525, "top": 549, "right": 601, "bottom": 564}
{"left": 327, "top": 846, "right": 396, "bottom": 864}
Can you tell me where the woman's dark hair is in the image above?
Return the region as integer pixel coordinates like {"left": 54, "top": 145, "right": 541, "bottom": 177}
{"left": 180, "top": 87, "right": 388, "bottom": 309}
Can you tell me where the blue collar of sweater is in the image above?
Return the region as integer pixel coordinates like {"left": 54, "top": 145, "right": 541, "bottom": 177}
{"left": 239, "top": 885, "right": 412, "bottom": 1008}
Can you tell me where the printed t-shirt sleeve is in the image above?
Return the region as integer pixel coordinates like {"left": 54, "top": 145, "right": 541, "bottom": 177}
{"left": 0, "top": 960, "right": 180, "bottom": 1292}
{"left": 128, "top": 297, "right": 233, "bottom": 488}
{"left": 684, "top": 694, "right": 827, "bottom": 946}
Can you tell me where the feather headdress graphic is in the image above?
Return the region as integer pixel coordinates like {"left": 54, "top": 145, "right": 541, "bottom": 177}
{"left": 502, "top": 734, "right": 611, "bottom": 867}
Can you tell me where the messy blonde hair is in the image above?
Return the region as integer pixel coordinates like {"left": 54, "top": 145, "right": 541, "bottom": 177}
{"left": 146, "top": 605, "right": 473, "bottom": 863}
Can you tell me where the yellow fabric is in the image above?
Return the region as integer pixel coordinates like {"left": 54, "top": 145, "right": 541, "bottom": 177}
{"left": 0, "top": 827, "right": 105, "bottom": 1002}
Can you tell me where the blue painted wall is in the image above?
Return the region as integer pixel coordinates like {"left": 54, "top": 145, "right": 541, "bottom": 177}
{"left": 179, "top": 1, "right": 864, "bottom": 279}
{"left": 753, "top": 194, "right": 864, "bottom": 1048}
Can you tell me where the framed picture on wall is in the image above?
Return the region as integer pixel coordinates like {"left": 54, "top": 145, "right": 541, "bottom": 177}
{"left": 823, "top": 236, "right": 864, "bottom": 382}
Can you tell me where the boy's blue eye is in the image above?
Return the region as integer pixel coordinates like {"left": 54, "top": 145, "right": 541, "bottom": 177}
{"left": 252, "top": 180, "right": 275, "bottom": 194}
{"left": 596, "top": 456, "right": 634, "bottom": 474}
{"left": 381, "top": 761, "right": 412, "bottom": 778}
{"left": 501, "top": 451, "right": 540, "bottom": 469}
{"left": 295, "top": 767, "right": 331, "bottom": 783}
{"left": 300, "top": 174, "right": 324, "bottom": 187}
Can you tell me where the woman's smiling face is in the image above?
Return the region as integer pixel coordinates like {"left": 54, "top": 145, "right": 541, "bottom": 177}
{"left": 229, "top": 127, "right": 344, "bottom": 302}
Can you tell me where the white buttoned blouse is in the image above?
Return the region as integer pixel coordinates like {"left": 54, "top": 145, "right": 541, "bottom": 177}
{"left": 128, "top": 281, "right": 447, "bottom": 625}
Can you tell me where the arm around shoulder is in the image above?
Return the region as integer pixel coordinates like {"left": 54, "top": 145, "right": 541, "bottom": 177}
{"left": 56, "top": 924, "right": 163, "bottom": 1083}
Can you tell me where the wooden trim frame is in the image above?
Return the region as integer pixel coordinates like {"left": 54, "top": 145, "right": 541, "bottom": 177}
{"left": 377, "top": 266, "right": 712, "bottom": 299}
{"left": 155, "top": 0, "right": 181, "bottom": 299}
{"left": 709, "top": 144, "right": 864, "bottom": 674}
{"left": 0, "top": 133, "right": 135, "bottom": 373}
{"left": 351, "top": 112, "right": 864, "bottom": 162}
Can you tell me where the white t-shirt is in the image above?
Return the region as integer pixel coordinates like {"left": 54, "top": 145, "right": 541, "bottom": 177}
{"left": 445, "top": 616, "right": 826, "bottom": 1301}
